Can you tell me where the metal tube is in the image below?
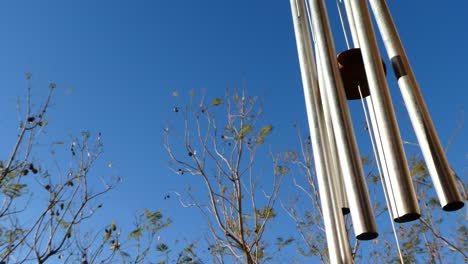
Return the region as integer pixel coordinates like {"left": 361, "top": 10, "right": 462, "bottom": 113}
{"left": 369, "top": 0, "right": 464, "bottom": 211}
{"left": 366, "top": 96, "right": 399, "bottom": 219}
{"left": 341, "top": 3, "right": 406, "bottom": 260}
{"left": 317, "top": 60, "right": 354, "bottom": 260}
{"left": 342, "top": 0, "right": 359, "bottom": 46}
{"left": 342, "top": 0, "right": 399, "bottom": 221}
{"left": 349, "top": 0, "right": 420, "bottom": 222}
{"left": 308, "top": 0, "right": 377, "bottom": 240}
{"left": 311, "top": 1, "right": 350, "bottom": 215}
{"left": 290, "top": 1, "right": 354, "bottom": 262}
{"left": 317, "top": 54, "right": 350, "bottom": 215}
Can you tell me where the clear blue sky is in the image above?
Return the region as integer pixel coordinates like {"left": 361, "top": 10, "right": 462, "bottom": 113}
{"left": 0, "top": 0, "right": 466, "bottom": 261}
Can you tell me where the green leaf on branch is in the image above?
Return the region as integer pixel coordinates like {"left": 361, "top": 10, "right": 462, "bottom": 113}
{"left": 256, "top": 125, "right": 273, "bottom": 144}
{"left": 104, "top": 232, "right": 111, "bottom": 241}
{"left": 255, "top": 207, "right": 276, "bottom": 220}
{"left": 127, "top": 227, "right": 143, "bottom": 240}
{"left": 211, "top": 98, "right": 223, "bottom": 106}
{"left": 274, "top": 165, "right": 289, "bottom": 176}
{"left": 110, "top": 221, "right": 117, "bottom": 231}
{"left": 410, "top": 160, "right": 427, "bottom": 177}
{"left": 156, "top": 243, "right": 169, "bottom": 252}
{"left": 239, "top": 125, "right": 253, "bottom": 137}
{"left": 260, "top": 125, "right": 273, "bottom": 135}
{"left": 3, "top": 183, "right": 27, "bottom": 198}
{"left": 144, "top": 209, "right": 163, "bottom": 225}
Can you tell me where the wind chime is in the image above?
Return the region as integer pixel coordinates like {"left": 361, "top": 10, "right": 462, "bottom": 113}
{"left": 290, "top": 0, "right": 464, "bottom": 263}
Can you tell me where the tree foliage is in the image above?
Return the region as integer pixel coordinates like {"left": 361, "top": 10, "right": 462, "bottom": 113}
{"left": 0, "top": 75, "right": 178, "bottom": 264}
{"left": 165, "top": 90, "right": 292, "bottom": 264}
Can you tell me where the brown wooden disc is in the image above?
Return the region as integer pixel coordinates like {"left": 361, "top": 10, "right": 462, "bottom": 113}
{"left": 337, "top": 48, "right": 386, "bottom": 100}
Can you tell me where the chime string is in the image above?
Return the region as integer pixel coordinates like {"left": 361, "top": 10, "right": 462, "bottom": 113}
{"left": 336, "top": 0, "right": 350, "bottom": 49}
{"left": 335, "top": 0, "right": 405, "bottom": 262}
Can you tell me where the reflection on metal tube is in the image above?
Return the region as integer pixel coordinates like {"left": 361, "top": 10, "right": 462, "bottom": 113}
{"left": 368, "top": 0, "right": 464, "bottom": 211}
{"left": 349, "top": 0, "right": 420, "bottom": 222}
{"left": 290, "top": 0, "right": 353, "bottom": 262}
{"left": 308, "top": 0, "right": 377, "bottom": 240}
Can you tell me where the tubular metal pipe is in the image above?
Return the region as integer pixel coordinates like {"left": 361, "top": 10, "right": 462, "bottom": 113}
{"left": 342, "top": 0, "right": 359, "bottom": 46}
{"left": 290, "top": 1, "right": 353, "bottom": 262}
{"left": 317, "top": 47, "right": 353, "bottom": 258}
{"left": 366, "top": 96, "right": 399, "bottom": 219}
{"left": 317, "top": 54, "right": 350, "bottom": 215}
{"left": 369, "top": 0, "right": 464, "bottom": 211}
{"left": 342, "top": 0, "right": 399, "bottom": 221}
{"left": 307, "top": 0, "right": 349, "bottom": 214}
{"left": 341, "top": 4, "right": 405, "bottom": 260}
{"left": 349, "top": 0, "right": 420, "bottom": 222}
{"left": 308, "top": 0, "right": 377, "bottom": 240}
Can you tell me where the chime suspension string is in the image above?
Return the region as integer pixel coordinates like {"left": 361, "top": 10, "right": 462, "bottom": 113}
{"left": 336, "top": 0, "right": 350, "bottom": 49}
{"left": 335, "top": 0, "right": 405, "bottom": 262}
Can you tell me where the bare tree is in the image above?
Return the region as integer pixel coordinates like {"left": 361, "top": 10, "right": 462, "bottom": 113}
{"left": 280, "top": 128, "right": 329, "bottom": 263}
{"left": 0, "top": 74, "right": 197, "bottom": 264}
{"left": 165, "top": 90, "right": 291, "bottom": 264}
{"left": 0, "top": 76, "right": 118, "bottom": 263}
{"left": 0, "top": 73, "right": 53, "bottom": 220}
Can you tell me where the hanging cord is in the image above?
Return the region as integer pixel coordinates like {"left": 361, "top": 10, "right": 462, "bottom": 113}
{"left": 336, "top": 0, "right": 351, "bottom": 49}
{"left": 335, "top": 0, "right": 405, "bottom": 262}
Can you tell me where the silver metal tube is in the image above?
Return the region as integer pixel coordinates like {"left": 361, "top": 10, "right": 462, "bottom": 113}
{"left": 308, "top": 0, "right": 377, "bottom": 240}
{"left": 290, "top": 1, "right": 354, "bottom": 262}
{"left": 349, "top": 0, "right": 420, "bottom": 222}
{"left": 342, "top": 0, "right": 399, "bottom": 220}
{"left": 306, "top": 0, "right": 349, "bottom": 214}
{"left": 342, "top": 0, "right": 359, "bottom": 46}
{"left": 341, "top": 6, "right": 408, "bottom": 263}
{"left": 317, "top": 47, "right": 354, "bottom": 259}
{"left": 369, "top": 0, "right": 464, "bottom": 211}
{"left": 316, "top": 47, "right": 350, "bottom": 215}
{"left": 366, "top": 97, "right": 399, "bottom": 219}
{"left": 307, "top": 0, "right": 350, "bottom": 216}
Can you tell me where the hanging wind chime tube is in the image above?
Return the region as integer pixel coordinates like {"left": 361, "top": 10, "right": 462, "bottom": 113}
{"left": 306, "top": 0, "right": 377, "bottom": 240}
{"left": 290, "top": 0, "right": 354, "bottom": 262}
{"left": 368, "top": 0, "right": 464, "bottom": 211}
{"left": 338, "top": 2, "right": 405, "bottom": 260}
{"left": 306, "top": 0, "right": 350, "bottom": 216}
{"left": 348, "top": 0, "right": 421, "bottom": 222}
{"left": 340, "top": 0, "right": 399, "bottom": 222}
{"left": 316, "top": 48, "right": 350, "bottom": 215}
